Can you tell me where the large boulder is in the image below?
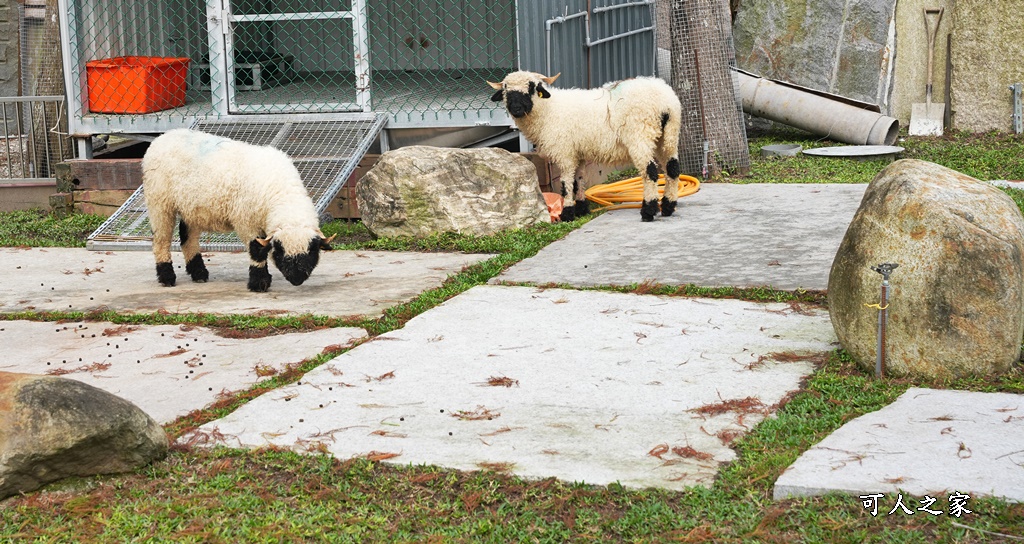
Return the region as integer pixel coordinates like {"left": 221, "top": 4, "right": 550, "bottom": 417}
{"left": 1, "top": 372, "right": 168, "bottom": 499}
{"left": 356, "top": 146, "right": 550, "bottom": 238}
{"left": 829, "top": 160, "right": 1024, "bottom": 378}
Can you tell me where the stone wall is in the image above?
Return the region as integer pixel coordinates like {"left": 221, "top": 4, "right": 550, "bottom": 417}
{"left": 949, "top": 0, "right": 1024, "bottom": 132}
{"left": 732, "top": 0, "right": 897, "bottom": 107}
{"left": 732, "top": 0, "right": 1022, "bottom": 133}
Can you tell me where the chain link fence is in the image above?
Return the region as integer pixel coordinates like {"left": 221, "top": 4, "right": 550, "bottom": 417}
{"left": 62, "top": 0, "right": 516, "bottom": 127}
{"left": 0, "top": 1, "right": 74, "bottom": 182}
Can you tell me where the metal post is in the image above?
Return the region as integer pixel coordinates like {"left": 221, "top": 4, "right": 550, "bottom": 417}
{"left": 870, "top": 263, "right": 898, "bottom": 378}
{"left": 1012, "top": 83, "right": 1023, "bottom": 135}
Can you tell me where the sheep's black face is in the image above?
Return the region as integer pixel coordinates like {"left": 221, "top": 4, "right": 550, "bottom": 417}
{"left": 505, "top": 89, "right": 534, "bottom": 118}
{"left": 271, "top": 238, "right": 321, "bottom": 286}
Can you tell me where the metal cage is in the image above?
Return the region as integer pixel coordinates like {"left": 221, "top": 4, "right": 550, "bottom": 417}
{"left": 57, "top": 0, "right": 658, "bottom": 142}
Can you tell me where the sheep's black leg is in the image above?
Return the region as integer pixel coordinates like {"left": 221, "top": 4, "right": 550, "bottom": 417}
{"left": 661, "top": 157, "right": 681, "bottom": 217}
{"left": 247, "top": 239, "right": 273, "bottom": 292}
{"left": 557, "top": 164, "right": 579, "bottom": 222}
{"left": 156, "top": 262, "right": 176, "bottom": 287}
{"left": 150, "top": 213, "right": 176, "bottom": 287}
{"left": 573, "top": 198, "right": 590, "bottom": 218}
{"left": 180, "top": 221, "right": 209, "bottom": 282}
{"left": 640, "top": 160, "right": 660, "bottom": 222}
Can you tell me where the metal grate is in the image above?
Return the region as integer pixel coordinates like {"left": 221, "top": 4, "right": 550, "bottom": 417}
{"left": 86, "top": 113, "right": 386, "bottom": 252}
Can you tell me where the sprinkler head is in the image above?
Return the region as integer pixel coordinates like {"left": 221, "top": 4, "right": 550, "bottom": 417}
{"left": 871, "top": 262, "right": 899, "bottom": 281}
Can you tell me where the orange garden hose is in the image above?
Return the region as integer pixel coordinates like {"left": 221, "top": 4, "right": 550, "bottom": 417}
{"left": 584, "top": 174, "right": 701, "bottom": 211}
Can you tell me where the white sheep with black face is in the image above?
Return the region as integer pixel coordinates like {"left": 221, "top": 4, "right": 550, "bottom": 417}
{"left": 488, "top": 71, "right": 683, "bottom": 222}
{"left": 142, "top": 129, "right": 334, "bottom": 292}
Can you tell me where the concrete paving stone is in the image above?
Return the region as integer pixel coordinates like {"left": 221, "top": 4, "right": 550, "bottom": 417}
{"left": 774, "top": 387, "right": 1024, "bottom": 502}
{"left": 186, "top": 285, "right": 838, "bottom": 491}
{"left": 0, "top": 247, "right": 491, "bottom": 318}
{"left": 0, "top": 320, "right": 366, "bottom": 423}
{"left": 494, "top": 183, "right": 867, "bottom": 291}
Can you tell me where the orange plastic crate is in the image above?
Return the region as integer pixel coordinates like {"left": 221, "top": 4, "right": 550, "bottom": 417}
{"left": 86, "top": 56, "right": 191, "bottom": 114}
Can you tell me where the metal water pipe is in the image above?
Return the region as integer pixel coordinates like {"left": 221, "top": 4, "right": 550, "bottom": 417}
{"left": 869, "top": 263, "right": 898, "bottom": 378}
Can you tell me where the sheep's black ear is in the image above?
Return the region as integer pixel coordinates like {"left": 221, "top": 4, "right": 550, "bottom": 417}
{"left": 536, "top": 83, "right": 551, "bottom": 99}
{"left": 490, "top": 89, "right": 504, "bottom": 102}
{"left": 319, "top": 233, "right": 337, "bottom": 251}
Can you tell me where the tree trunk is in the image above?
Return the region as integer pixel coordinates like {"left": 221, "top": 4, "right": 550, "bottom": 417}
{"left": 668, "top": 0, "right": 750, "bottom": 179}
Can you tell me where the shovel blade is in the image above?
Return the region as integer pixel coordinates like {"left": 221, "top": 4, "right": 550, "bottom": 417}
{"left": 909, "top": 102, "right": 945, "bottom": 136}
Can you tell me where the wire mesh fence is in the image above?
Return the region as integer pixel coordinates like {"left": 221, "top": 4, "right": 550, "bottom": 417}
{"left": 61, "top": 0, "right": 517, "bottom": 126}
{"left": 0, "top": 3, "right": 75, "bottom": 182}
{"left": 662, "top": 0, "right": 749, "bottom": 178}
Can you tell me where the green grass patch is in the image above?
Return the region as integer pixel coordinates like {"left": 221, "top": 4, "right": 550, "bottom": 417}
{"left": 5, "top": 350, "right": 1023, "bottom": 542}
{"left": 4, "top": 131, "right": 1024, "bottom": 541}
{"left": 744, "top": 128, "right": 1024, "bottom": 184}
{"left": 0, "top": 209, "right": 105, "bottom": 247}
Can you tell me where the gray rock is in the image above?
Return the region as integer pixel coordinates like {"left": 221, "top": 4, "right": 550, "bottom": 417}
{"left": 0, "top": 372, "right": 168, "bottom": 499}
{"left": 829, "top": 159, "right": 1024, "bottom": 378}
{"left": 356, "top": 146, "right": 550, "bottom": 238}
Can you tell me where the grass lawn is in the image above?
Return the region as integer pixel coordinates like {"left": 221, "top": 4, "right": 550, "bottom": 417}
{"left": 2, "top": 128, "right": 1024, "bottom": 542}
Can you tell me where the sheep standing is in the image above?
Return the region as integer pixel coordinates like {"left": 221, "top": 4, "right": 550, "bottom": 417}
{"left": 142, "top": 129, "right": 334, "bottom": 292}
{"left": 488, "top": 71, "right": 682, "bottom": 222}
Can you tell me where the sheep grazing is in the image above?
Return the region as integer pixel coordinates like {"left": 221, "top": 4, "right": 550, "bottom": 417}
{"left": 488, "top": 71, "right": 682, "bottom": 222}
{"left": 142, "top": 128, "right": 335, "bottom": 292}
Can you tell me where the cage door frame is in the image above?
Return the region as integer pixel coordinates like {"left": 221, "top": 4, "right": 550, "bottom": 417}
{"left": 209, "top": 0, "right": 371, "bottom": 114}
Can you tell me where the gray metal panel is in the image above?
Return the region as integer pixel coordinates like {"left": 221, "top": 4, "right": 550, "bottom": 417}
{"left": 517, "top": 0, "right": 588, "bottom": 88}
{"left": 589, "top": 0, "right": 654, "bottom": 86}
{"left": 516, "top": 0, "right": 654, "bottom": 90}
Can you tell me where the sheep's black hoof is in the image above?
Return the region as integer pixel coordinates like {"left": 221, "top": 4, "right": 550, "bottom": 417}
{"left": 185, "top": 254, "right": 209, "bottom": 283}
{"left": 660, "top": 196, "right": 677, "bottom": 217}
{"left": 640, "top": 199, "right": 658, "bottom": 222}
{"left": 248, "top": 266, "right": 272, "bottom": 292}
{"left": 559, "top": 205, "right": 576, "bottom": 222}
{"left": 573, "top": 199, "right": 590, "bottom": 217}
{"left": 156, "top": 262, "right": 176, "bottom": 287}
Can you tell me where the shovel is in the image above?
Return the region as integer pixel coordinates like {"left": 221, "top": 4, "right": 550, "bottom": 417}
{"left": 909, "top": 7, "right": 945, "bottom": 136}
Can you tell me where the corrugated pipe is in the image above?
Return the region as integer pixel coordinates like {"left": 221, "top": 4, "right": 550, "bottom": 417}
{"left": 735, "top": 70, "right": 899, "bottom": 146}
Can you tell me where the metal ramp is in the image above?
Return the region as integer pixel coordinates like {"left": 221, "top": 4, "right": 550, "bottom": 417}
{"left": 86, "top": 113, "right": 387, "bottom": 251}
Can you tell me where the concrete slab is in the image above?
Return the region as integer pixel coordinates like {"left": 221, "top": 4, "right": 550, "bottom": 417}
{"left": 774, "top": 388, "right": 1024, "bottom": 502}
{"left": 186, "top": 285, "right": 838, "bottom": 491}
{"left": 0, "top": 320, "right": 366, "bottom": 423}
{"left": 0, "top": 247, "right": 490, "bottom": 318}
{"left": 495, "top": 183, "right": 867, "bottom": 291}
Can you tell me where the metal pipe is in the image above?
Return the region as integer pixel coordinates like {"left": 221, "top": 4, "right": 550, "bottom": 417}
{"left": 870, "top": 263, "right": 898, "bottom": 379}
{"left": 1012, "top": 83, "right": 1022, "bottom": 135}
{"left": 735, "top": 70, "right": 900, "bottom": 146}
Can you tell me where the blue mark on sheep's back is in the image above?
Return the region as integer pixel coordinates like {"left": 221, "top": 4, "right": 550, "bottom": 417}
{"left": 190, "top": 131, "right": 230, "bottom": 157}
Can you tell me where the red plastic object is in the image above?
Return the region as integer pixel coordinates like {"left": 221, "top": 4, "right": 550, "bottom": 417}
{"left": 543, "top": 192, "right": 563, "bottom": 223}
{"left": 86, "top": 56, "right": 191, "bottom": 114}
